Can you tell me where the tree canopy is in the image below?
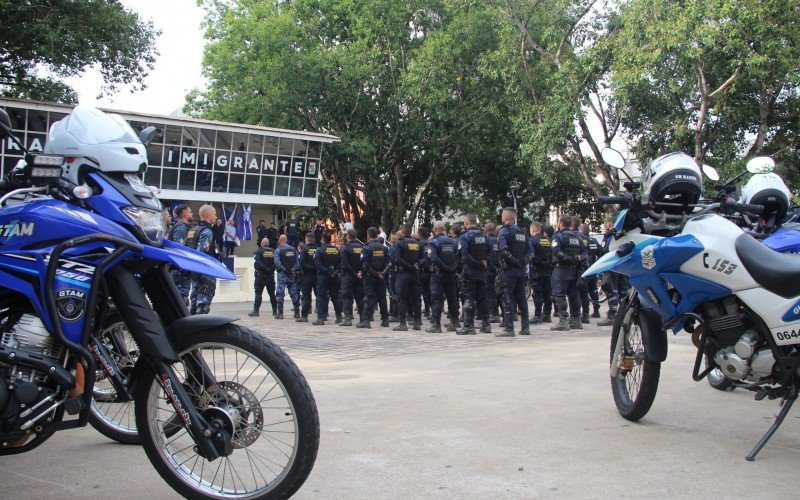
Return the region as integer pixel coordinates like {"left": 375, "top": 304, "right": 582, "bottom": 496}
{"left": 0, "top": 0, "right": 160, "bottom": 103}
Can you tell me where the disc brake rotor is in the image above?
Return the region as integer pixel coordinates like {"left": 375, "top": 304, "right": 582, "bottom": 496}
{"left": 199, "top": 381, "right": 264, "bottom": 448}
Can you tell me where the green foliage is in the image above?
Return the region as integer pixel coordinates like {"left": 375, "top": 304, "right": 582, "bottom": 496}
{"left": 0, "top": 0, "right": 160, "bottom": 104}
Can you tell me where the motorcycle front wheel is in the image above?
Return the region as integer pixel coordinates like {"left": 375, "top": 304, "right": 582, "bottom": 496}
{"left": 135, "top": 324, "right": 319, "bottom": 499}
{"left": 609, "top": 298, "right": 660, "bottom": 421}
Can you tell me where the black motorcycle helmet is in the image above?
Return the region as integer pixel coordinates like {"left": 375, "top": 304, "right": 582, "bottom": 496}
{"left": 643, "top": 153, "right": 702, "bottom": 216}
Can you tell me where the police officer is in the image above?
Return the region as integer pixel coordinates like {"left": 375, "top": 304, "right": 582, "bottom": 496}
{"left": 387, "top": 233, "right": 399, "bottom": 323}
{"left": 266, "top": 222, "right": 279, "bottom": 249}
{"left": 597, "top": 216, "right": 630, "bottom": 327}
{"left": 167, "top": 204, "right": 194, "bottom": 305}
{"left": 249, "top": 237, "right": 278, "bottom": 317}
{"left": 580, "top": 223, "right": 602, "bottom": 321}
{"left": 284, "top": 215, "right": 301, "bottom": 248}
{"left": 256, "top": 219, "right": 269, "bottom": 244}
{"left": 529, "top": 221, "right": 553, "bottom": 324}
{"left": 425, "top": 221, "right": 459, "bottom": 333}
{"left": 417, "top": 226, "right": 432, "bottom": 319}
{"left": 313, "top": 232, "right": 342, "bottom": 325}
{"left": 340, "top": 229, "right": 364, "bottom": 326}
{"left": 296, "top": 233, "right": 318, "bottom": 322}
{"left": 497, "top": 208, "right": 531, "bottom": 336}
{"left": 392, "top": 223, "right": 422, "bottom": 331}
{"left": 457, "top": 214, "right": 492, "bottom": 336}
{"left": 550, "top": 215, "right": 588, "bottom": 331}
{"left": 484, "top": 222, "right": 501, "bottom": 323}
{"left": 571, "top": 216, "right": 593, "bottom": 324}
{"left": 447, "top": 223, "right": 464, "bottom": 330}
{"left": 358, "top": 227, "right": 391, "bottom": 328}
{"left": 274, "top": 234, "right": 300, "bottom": 319}
{"left": 191, "top": 204, "right": 217, "bottom": 315}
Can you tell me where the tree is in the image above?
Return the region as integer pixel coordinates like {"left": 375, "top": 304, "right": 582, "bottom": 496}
{"left": 612, "top": 0, "right": 800, "bottom": 181}
{"left": 0, "top": 0, "right": 159, "bottom": 104}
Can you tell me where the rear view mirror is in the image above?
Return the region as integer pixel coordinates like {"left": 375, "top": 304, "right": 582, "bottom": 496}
{"left": 702, "top": 165, "right": 720, "bottom": 181}
{"left": 600, "top": 147, "right": 626, "bottom": 170}
{"left": 138, "top": 126, "right": 158, "bottom": 147}
{"left": 0, "top": 109, "right": 11, "bottom": 139}
{"left": 746, "top": 156, "right": 775, "bottom": 174}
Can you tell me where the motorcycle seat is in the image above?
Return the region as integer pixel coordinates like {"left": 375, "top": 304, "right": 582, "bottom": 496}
{"left": 734, "top": 234, "right": 800, "bottom": 298}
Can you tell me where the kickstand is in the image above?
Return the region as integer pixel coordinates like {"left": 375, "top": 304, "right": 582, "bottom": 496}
{"left": 746, "top": 386, "right": 798, "bottom": 461}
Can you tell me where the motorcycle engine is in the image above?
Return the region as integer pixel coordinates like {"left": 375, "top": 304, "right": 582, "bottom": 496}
{"left": 0, "top": 313, "right": 65, "bottom": 445}
{"left": 702, "top": 297, "right": 775, "bottom": 383}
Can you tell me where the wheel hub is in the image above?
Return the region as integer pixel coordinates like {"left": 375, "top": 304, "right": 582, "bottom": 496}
{"left": 199, "top": 381, "right": 264, "bottom": 448}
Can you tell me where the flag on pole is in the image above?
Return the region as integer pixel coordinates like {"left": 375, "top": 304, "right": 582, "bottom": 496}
{"left": 240, "top": 204, "right": 253, "bottom": 240}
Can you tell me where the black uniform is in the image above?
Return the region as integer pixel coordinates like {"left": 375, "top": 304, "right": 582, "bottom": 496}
{"left": 297, "top": 242, "right": 319, "bottom": 319}
{"left": 340, "top": 240, "right": 365, "bottom": 323}
{"left": 256, "top": 224, "right": 269, "bottom": 245}
{"left": 551, "top": 229, "right": 587, "bottom": 320}
{"left": 486, "top": 232, "right": 501, "bottom": 319}
{"left": 285, "top": 218, "right": 300, "bottom": 247}
{"left": 253, "top": 245, "right": 277, "bottom": 314}
{"left": 418, "top": 236, "right": 432, "bottom": 317}
{"left": 361, "top": 240, "right": 391, "bottom": 324}
{"left": 314, "top": 243, "right": 342, "bottom": 321}
{"left": 266, "top": 226, "right": 278, "bottom": 249}
{"left": 427, "top": 233, "right": 460, "bottom": 328}
{"left": 577, "top": 231, "right": 602, "bottom": 318}
{"left": 497, "top": 223, "right": 531, "bottom": 332}
{"left": 530, "top": 233, "right": 553, "bottom": 320}
{"left": 393, "top": 236, "right": 423, "bottom": 327}
{"left": 460, "top": 226, "right": 492, "bottom": 330}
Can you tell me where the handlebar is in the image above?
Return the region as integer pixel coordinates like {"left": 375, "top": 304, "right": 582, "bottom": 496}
{"left": 598, "top": 195, "right": 627, "bottom": 205}
{"left": 730, "top": 201, "right": 764, "bottom": 215}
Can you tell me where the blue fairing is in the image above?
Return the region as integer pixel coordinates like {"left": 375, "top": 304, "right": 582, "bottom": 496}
{"left": 146, "top": 240, "right": 236, "bottom": 280}
{"left": 762, "top": 226, "right": 800, "bottom": 253}
{"left": 614, "top": 209, "right": 627, "bottom": 232}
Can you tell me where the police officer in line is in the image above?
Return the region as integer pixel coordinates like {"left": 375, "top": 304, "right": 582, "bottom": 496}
{"left": 387, "top": 233, "right": 400, "bottom": 323}
{"left": 571, "top": 216, "right": 593, "bottom": 324}
{"left": 579, "top": 222, "right": 602, "bottom": 321}
{"left": 483, "top": 222, "right": 501, "bottom": 323}
{"left": 191, "top": 204, "right": 218, "bottom": 315}
{"left": 167, "top": 204, "right": 194, "bottom": 306}
{"left": 550, "top": 215, "right": 588, "bottom": 331}
{"left": 274, "top": 234, "right": 301, "bottom": 319}
{"left": 425, "top": 221, "right": 460, "bottom": 333}
{"left": 416, "top": 227, "right": 432, "bottom": 319}
{"left": 529, "top": 221, "right": 554, "bottom": 324}
{"left": 313, "top": 232, "right": 342, "bottom": 325}
{"left": 497, "top": 207, "right": 531, "bottom": 337}
{"left": 447, "top": 223, "right": 464, "bottom": 329}
{"left": 340, "top": 229, "right": 365, "bottom": 327}
{"left": 358, "top": 227, "right": 391, "bottom": 328}
{"left": 597, "top": 216, "right": 630, "bottom": 327}
{"left": 266, "top": 222, "right": 279, "bottom": 249}
{"left": 296, "top": 233, "right": 318, "bottom": 322}
{"left": 256, "top": 219, "right": 269, "bottom": 244}
{"left": 457, "top": 214, "right": 492, "bottom": 336}
{"left": 284, "top": 214, "right": 301, "bottom": 248}
{"left": 392, "top": 223, "right": 423, "bottom": 331}
{"left": 249, "top": 237, "right": 278, "bottom": 317}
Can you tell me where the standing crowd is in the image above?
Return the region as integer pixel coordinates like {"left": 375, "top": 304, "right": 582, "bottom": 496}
{"left": 235, "top": 208, "right": 630, "bottom": 337}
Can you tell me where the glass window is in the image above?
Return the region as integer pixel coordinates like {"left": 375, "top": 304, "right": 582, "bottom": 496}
{"left": 274, "top": 176, "right": 290, "bottom": 196}
{"left": 262, "top": 155, "right": 277, "bottom": 175}
{"left": 179, "top": 169, "right": 195, "bottom": 190}
{"left": 263, "top": 136, "right": 279, "bottom": 155}
{"left": 182, "top": 127, "right": 199, "bottom": 147}
{"left": 307, "top": 142, "right": 321, "bottom": 159}
{"left": 5, "top": 107, "right": 26, "bottom": 130}
{"left": 150, "top": 124, "right": 165, "bottom": 144}
{"left": 293, "top": 140, "right": 308, "bottom": 157}
{"left": 48, "top": 112, "right": 68, "bottom": 128}
{"left": 229, "top": 173, "right": 244, "bottom": 193}
{"left": 197, "top": 149, "right": 213, "bottom": 170}
{"left": 144, "top": 167, "right": 161, "bottom": 186}
{"left": 164, "top": 146, "right": 180, "bottom": 167}
{"left": 248, "top": 134, "right": 264, "bottom": 154}
{"left": 232, "top": 132, "right": 248, "bottom": 152}
{"left": 161, "top": 168, "right": 178, "bottom": 190}
{"left": 290, "top": 158, "right": 306, "bottom": 177}
{"left": 303, "top": 179, "right": 318, "bottom": 198}
{"left": 179, "top": 147, "right": 199, "bottom": 169}
{"left": 164, "top": 125, "right": 182, "bottom": 146}
{"left": 245, "top": 153, "right": 261, "bottom": 174}
{"left": 244, "top": 175, "right": 260, "bottom": 194}
{"left": 260, "top": 176, "right": 274, "bottom": 195}
{"left": 26, "top": 132, "right": 46, "bottom": 153}
{"left": 128, "top": 120, "right": 148, "bottom": 133}
{"left": 289, "top": 178, "right": 303, "bottom": 197}
{"left": 213, "top": 150, "right": 229, "bottom": 171}
{"left": 196, "top": 171, "right": 212, "bottom": 191}
{"left": 146, "top": 144, "right": 163, "bottom": 166}
{"left": 212, "top": 172, "right": 228, "bottom": 192}
{"left": 215, "top": 130, "right": 232, "bottom": 150}
{"left": 278, "top": 138, "right": 293, "bottom": 156}
{"left": 305, "top": 159, "right": 319, "bottom": 178}
{"left": 198, "top": 129, "right": 214, "bottom": 148}
{"left": 27, "top": 110, "right": 48, "bottom": 132}
{"left": 276, "top": 156, "right": 292, "bottom": 176}
{"left": 230, "top": 152, "right": 246, "bottom": 172}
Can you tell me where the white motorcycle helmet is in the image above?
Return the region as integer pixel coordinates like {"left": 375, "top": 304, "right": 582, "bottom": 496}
{"left": 740, "top": 172, "right": 790, "bottom": 224}
{"left": 642, "top": 152, "right": 702, "bottom": 215}
{"left": 45, "top": 105, "right": 148, "bottom": 186}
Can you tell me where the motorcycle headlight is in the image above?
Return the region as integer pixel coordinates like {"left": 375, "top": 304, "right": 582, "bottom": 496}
{"left": 122, "top": 206, "right": 166, "bottom": 245}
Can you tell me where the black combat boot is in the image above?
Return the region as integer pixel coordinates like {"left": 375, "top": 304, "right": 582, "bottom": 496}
{"left": 311, "top": 316, "right": 325, "bottom": 326}
{"left": 335, "top": 314, "right": 342, "bottom": 324}
{"left": 479, "top": 319, "right": 492, "bottom": 334}
{"left": 426, "top": 321, "right": 442, "bottom": 333}
{"left": 248, "top": 309, "right": 259, "bottom": 317}
{"left": 275, "top": 304, "right": 284, "bottom": 320}
{"left": 569, "top": 317, "right": 583, "bottom": 330}
{"left": 542, "top": 314, "right": 552, "bottom": 323}
{"left": 591, "top": 305, "right": 601, "bottom": 318}
{"left": 293, "top": 301, "right": 300, "bottom": 319}
{"left": 531, "top": 316, "right": 542, "bottom": 324}
{"left": 597, "top": 311, "right": 616, "bottom": 327}
{"left": 356, "top": 319, "right": 371, "bottom": 328}
{"left": 380, "top": 318, "right": 390, "bottom": 327}
{"left": 457, "top": 311, "right": 476, "bottom": 335}
{"left": 496, "top": 312, "right": 514, "bottom": 337}
{"left": 295, "top": 315, "right": 308, "bottom": 323}
{"left": 581, "top": 314, "right": 590, "bottom": 324}
{"left": 340, "top": 314, "right": 353, "bottom": 327}
{"left": 412, "top": 318, "right": 422, "bottom": 331}
{"left": 550, "top": 316, "right": 570, "bottom": 331}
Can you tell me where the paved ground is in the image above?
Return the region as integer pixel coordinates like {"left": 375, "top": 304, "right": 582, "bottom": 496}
{"left": 2, "top": 301, "right": 800, "bottom": 498}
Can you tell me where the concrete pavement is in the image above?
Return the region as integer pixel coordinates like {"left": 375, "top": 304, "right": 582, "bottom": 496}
{"left": 1, "top": 302, "right": 799, "bottom": 498}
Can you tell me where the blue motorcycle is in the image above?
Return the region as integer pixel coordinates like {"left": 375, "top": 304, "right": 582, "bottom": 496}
{"left": 0, "top": 106, "right": 319, "bottom": 498}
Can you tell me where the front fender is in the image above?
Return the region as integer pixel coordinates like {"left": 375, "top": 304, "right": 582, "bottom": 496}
{"left": 639, "top": 306, "right": 668, "bottom": 363}
{"left": 166, "top": 315, "right": 239, "bottom": 347}
{"left": 142, "top": 240, "right": 235, "bottom": 280}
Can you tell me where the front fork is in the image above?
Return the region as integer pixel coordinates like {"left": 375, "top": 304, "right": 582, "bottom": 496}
{"left": 610, "top": 292, "right": 637, "bottom": 378}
